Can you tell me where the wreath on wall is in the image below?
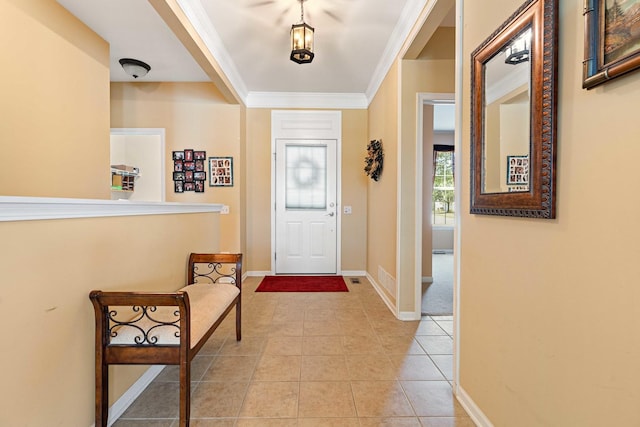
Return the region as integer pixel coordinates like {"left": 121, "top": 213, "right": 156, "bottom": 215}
{"left": 364, "top": 139, "right": 384, "bottom": 181}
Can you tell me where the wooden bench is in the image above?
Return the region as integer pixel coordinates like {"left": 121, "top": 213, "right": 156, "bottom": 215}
{"left": 89, "top": 253, "right": 242, "bottom": 427}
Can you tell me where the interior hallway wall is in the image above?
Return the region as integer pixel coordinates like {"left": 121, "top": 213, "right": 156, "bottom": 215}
{"left": 111, "top": 82, "right": 242, "bottom": 252}
{"left": 244, "top": 108, "right": 368, "bottom": 274}
{"left": 459, "top": 0, "right": 640, "bottom": 425}
{"left": 0, "top": 0, "right": 110, "bottom": 199}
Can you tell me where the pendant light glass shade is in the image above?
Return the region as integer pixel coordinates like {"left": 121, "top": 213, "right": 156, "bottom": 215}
{"left": 290, "top": 0, "right": 314, "bottom": 64}
{"left": 290, "top": 23, "right": 315, "bottom": 64}
{"left": 504, "top": 28, "right": 531, "bottom": 65}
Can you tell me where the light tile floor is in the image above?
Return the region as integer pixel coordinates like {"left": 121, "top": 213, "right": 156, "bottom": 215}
{"left": 114, "top": 276, "right": 474, "bottom": 427}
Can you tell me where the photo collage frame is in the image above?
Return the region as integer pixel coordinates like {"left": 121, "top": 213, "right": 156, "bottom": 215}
{"left": 172, "top": 149, "right": 206, "bottom": 193}
{"left": 506, "top": 155, "right": 529, "bottom": 189}
{"left": 209, "top": 157, "right": 233, "bottom": 187}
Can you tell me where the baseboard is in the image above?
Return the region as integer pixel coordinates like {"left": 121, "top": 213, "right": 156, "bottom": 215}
{"left": 398, "top": 311, "right": 422, "bottom": 321}
{"left": 456, "top": 385, "right": 494, "bottom": 427}
{"left": 365, "top": 272, "right": 398, "bottom": 318}
{"left": 433, "top": 249, "right": 453, "bottom": 254}
{"left": 422, "top": 276, "right": 434, "bottom": 284}
{"left": 246, "top": 270, "right": 272, "bottom": 276}
{"left": 246, "top": 271, "right": 367, "bottom": 277}
{"left": 89, "top": 365, "right": 165, "bottom": 427}
{"left": 341, "top": 270, "right": 366, "bottom": 276}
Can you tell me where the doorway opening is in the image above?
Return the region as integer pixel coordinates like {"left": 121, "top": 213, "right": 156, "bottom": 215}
{"left": 416, "top": 96, "right": 455, "bottom": 317}
{"left": 110, "top": 128, "right": 166, "bottom": 202}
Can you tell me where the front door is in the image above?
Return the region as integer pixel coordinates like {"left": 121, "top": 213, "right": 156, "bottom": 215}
{"left": 275, "top": 138, "right": 337, "bottom": 274}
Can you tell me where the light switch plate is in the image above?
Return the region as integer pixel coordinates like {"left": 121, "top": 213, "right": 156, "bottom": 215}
{"left": 343, "top": 206, "right": 352, "bottom": 214}
{"left": 221, "top": 205, "right": 230, "bottom": 214}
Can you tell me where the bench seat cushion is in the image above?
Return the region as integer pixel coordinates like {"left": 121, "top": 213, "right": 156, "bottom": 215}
{"left": 109, "top": 283, "right": 239, "bottom": 349}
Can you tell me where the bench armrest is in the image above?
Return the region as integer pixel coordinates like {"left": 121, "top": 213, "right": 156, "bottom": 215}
{"left": 90, "top": 290, "right": 190, "bottom": 348}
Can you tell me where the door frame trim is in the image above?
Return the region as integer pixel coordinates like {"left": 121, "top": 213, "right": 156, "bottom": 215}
{"left": 270, "top": 110, "right": 342, "bottom": 275}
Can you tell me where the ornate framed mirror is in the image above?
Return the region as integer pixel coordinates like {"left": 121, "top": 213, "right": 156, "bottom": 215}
{"left": 470, "top": 0, "right": 558, "bottom": 218}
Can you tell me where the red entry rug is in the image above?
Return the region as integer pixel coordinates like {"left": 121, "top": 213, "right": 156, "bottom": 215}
{"left": 256, "top": 275, "right": 348, "bottom": 292}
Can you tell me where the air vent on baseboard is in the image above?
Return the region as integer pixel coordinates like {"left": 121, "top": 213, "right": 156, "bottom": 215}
{"left": 377, "top": 266, "right": 396, "bottom": 295}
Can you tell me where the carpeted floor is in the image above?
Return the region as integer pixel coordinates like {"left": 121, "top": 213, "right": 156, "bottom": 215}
{"left": 421, "top": 253, "right": 453, "bottom": 315}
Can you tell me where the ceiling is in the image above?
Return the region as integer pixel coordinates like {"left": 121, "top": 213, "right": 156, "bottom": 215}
{"left": 56, "top": 0, "right": 455, "bottom": 107}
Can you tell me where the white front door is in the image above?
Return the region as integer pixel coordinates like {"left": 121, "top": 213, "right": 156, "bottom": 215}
{"left": 275, "top": 139, "right": 337, "bottom": 274}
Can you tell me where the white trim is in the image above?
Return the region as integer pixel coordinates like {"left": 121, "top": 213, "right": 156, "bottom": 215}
{"left": 270, "top": 110, "right": 342, "bottom": 275}
{"left": 246, "top": 270, "right": 367, "bottom": 278}
{"left": 365, "top": 272, "right": 398, "bottom": 319}
{"left": 366, "top": 0, "right": 431, "bottom": 103}
{"left": 176, "top": 0, "right": 248, "bottom": 101}
{"left": 246, "top": 271, "right": 272, "bottom": 277}
{"left": 88, "top": 365, "right": 165, "bottom": 427}
{"left": 395, "top": 59, "right": 405, "bottom": 322}
{"left": 398, "top": 310, "right": 422, "bottom": 321}
{"left": 456, "top": 386, "right": 495, "bottom": 427}
{"left": 0, "top": 196, "right": 222, "bottom": 222}
{"left": 246, "top": 92, "right": 368, "bottom": 110}
{"left": 110, "top": 128, "right": 167, "bottom": 203}
{"left": 340, "top": 270, "right": 367, "bottom": 277}
{"left": 453, "top": 0, "right": 464, "bottom": 393}
{"left": 415, "top": 93, "right": 455, "bottom": 320}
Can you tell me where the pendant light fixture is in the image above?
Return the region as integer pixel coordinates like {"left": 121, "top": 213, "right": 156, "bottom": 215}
{"left": 504, "top": 28, "right": 531, "bottom": 65}
{"left": 290, "top": 0, "right": 314, "bottom": 64}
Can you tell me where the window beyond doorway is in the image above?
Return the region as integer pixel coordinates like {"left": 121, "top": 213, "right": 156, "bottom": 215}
{"left": 432, "top": 146, "right": 455, "bottom": 226}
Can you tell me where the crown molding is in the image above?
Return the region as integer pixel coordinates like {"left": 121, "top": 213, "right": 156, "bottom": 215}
{"left": 176, "top": 0, "right": 248, "bottom": 101}
{"left": 246, "top": 92, "right": 368, "bottom": 109}
{"left": 177, "top": 0, "right": 432, "bottom": 109}
{"left": 365, "top": 0, "right": 430, "bottom": 103}
{"left": 0, "top": 196, "right": 222, "bottom": 222}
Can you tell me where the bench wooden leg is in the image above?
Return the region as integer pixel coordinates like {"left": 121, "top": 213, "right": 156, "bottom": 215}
{"left": 178, "top": 361, "right": 191, "bottom": 427}
{"left": 235, "top": 300, "right": 241, "bottom": 341}
{"left": 95, "top": 358, "right": 109, "bottom": 427}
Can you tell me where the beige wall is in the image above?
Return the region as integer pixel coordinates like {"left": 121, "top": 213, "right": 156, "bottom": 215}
{"left": 0, "top": 213, "right": 220, "bottom": 426}
{"left": 460, "top": 0, "right": 640, "bottom": 425}
{"left": 398, "top": 57, "right": 455, "bottom": 313}
{"left": 111, "top": 83, "right": 242, "bottom": 252}
{"left": 0, "top": 2, "right": 227, "bottom": 425}
{"left": 0, "top": 0, "right": 110, "bottom": 199}
{"left": 244, "top": 108, "right": 368, "bottom": 273}
{"left": 367, "top": 62, "right": 400, "bottom": 303}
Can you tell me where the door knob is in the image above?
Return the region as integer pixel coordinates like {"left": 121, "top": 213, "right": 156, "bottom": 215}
{"left": 326, "top": 212, "right": 335, "bottom": 217}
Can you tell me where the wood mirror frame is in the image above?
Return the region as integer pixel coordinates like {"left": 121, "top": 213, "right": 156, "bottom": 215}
{"left": 470, "top": 0, "right": 558, "bottom": 218}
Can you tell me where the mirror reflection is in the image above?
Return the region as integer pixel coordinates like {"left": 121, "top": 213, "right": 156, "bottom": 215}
{"left": 482, "top": 26, "right": 531, "bottom": 194}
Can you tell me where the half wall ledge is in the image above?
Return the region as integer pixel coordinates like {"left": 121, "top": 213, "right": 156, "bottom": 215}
{"left": 0, "top": 196, "right": 223, "bottom": 222}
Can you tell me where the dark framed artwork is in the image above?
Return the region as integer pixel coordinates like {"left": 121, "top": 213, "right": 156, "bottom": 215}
{"left": 172, "top": 149, "right": 206, "bottom": 192}
{"left": 583, "top": 0, "right": 640, "bottom": 89}
{"left": 209, "top": 157, "right": 234, "bottom": 187}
